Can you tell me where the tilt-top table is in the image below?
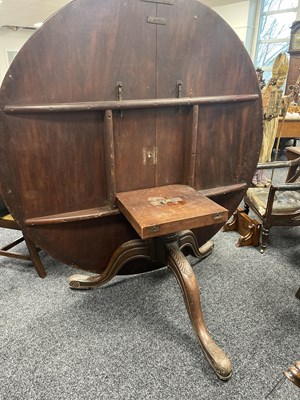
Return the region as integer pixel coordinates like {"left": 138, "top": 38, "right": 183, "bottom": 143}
{"left": 0, "top": 0, "right": 263, "bottom": 380}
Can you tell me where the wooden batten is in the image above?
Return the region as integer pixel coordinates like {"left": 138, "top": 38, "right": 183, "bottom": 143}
{"left": 4, "top": 94, "right": 259, "bottom": 114}
{"left": 25, "top": 207, "right": 120, "bottom": 226}
{"left": 103, "top": 110, "right": 117, "bottom": 208}
{"left": 184, "top": 104, "right": 199, "bottom": 186}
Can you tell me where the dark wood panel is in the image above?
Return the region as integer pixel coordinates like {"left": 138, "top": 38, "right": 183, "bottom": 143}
{"left": 1, "top": 111, "right": 107, "bottom": 223}
{"left": 0, "top": 0, "right": 263, "bottom": 273}
{"left": 155, "top": 107, "right": 190, "bottom": 186}
{"left": 113, "top": 109, "right": 156, "bottom": 191}
{"left": 194, "top": 103, "right": 262, "bottom": 190}
{"left": 155, "top": 0, "right": 262, "bottom": 237}
{"left": 156, "top": 0, "right": 260, "bottom": 97}
{"left": 0, "top": 0, "right": 157, "bottom": 105}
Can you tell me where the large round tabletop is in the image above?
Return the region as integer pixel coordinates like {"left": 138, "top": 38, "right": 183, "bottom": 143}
{"left": 0, "top": 0, "right": 262, "bottom": 274}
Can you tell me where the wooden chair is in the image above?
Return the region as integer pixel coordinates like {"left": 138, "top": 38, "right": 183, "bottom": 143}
{"left": 0, "top": 200, "right": 46, "bottom": 278}
{"left": 244, "top": 156, "right": 300, "bottom": 253}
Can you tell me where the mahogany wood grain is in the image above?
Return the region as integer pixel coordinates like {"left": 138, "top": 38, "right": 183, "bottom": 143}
{"left": 0, "top": 0, "right": 262, "bottom": 273}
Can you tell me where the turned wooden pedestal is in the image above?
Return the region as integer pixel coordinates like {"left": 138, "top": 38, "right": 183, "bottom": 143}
{"left": 69, "top": 185, "right": 232, "bottom": 380}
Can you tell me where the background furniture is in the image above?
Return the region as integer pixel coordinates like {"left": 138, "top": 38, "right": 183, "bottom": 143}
{"left": 276, "top": 119, "right": 300, "bottom": 156}
{"left": 244, "top": 157, "right": 300, "bottom": 253}
{"left": 0, "top": 199, "right": 46, "bottom": 278}
{"left": 285, "top": 21, "right": 300, "bottom": 95}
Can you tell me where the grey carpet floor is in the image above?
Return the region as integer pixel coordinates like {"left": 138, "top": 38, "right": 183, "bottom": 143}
{"left": 0, "top": 168, "right": 299, "bottom": 399}
{"left": 0, "top": 224, "right": 299, "bottom": 399}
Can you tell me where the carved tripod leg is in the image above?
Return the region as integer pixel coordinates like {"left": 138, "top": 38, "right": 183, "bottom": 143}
{"left": 284, "top": 361, "right": 300, "bottom": 388}
{"left": 178, "top": 230, "right": 214, "bottom": 260}
{"left": 166, "top": 241, "right": 232, "bottom": 380}
{"left": 68, "top": 239, "right": 152, "bottom": 290}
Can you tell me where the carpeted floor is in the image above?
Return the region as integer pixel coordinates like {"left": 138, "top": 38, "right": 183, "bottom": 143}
{"left": 0, "top": 166, "right": 299, "bottom": 400}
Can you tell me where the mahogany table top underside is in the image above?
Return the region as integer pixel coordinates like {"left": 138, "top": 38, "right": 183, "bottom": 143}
{"left": 0, "top": 0, "right": 263, "bottom": 273}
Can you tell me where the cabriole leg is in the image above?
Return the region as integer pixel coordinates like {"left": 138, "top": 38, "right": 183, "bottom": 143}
{"left": 178, "top": 230, "right": 214, "bottom": 260}
{"left": 284, "top": 361, "right": 300, "bottom": 388}
{"left": 165, "top": 240, "right": 232, "bottom": 380}
{"left": 68, "top": 239, "right": 152, "bottom": 289}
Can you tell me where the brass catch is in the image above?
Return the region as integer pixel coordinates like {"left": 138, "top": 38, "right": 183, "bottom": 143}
{"left": 147, "top": 225, "right": 160, "bottom": 233}
{"left": 143, "top": 147, "right": 157, "bottom": 165}
{"left": 147, "top": 16, "right": 167, "bottom": 25}
{"left": 213, "top": 212, "right": 223, "bottom": 220}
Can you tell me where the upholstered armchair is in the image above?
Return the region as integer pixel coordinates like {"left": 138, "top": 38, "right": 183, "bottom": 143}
{"left": 244, "top": 156, "right": 300, "bottom": 253}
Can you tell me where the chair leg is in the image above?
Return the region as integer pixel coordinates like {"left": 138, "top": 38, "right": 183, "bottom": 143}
{"left": 296, "top": 287, "right": 300, "bottom": 300}
{"left": 260, "top": 226, "right": 270, "bottom": 254}
{"left": 24, "top": 237, "right": 47, "bottom": 278}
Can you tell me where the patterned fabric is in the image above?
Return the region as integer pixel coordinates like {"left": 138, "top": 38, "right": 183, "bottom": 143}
{"left": 1, "top": 213, "right": 13, "bottom": 221}
{"left": 247, "top": 187, "right": 300, "bottom": 215}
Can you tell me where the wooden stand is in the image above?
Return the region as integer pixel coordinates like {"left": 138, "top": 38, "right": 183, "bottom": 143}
{"left": 223, "top": 208, "right": 261, "bottom": 247}
{"left": 69, "top": 185, "right": 232, "bottom": 380}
